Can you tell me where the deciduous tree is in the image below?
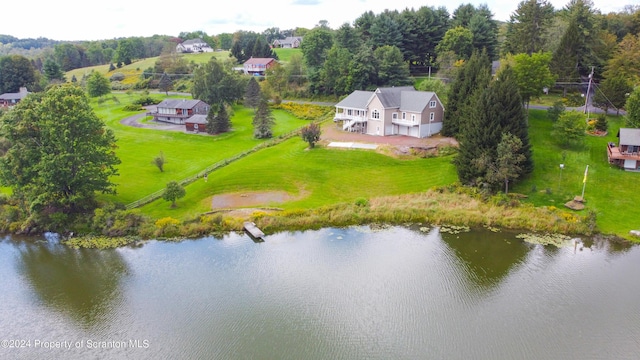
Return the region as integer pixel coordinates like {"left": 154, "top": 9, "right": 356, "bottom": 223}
{"left": 552, "top": 111, "right": 587, "bottom": 148}
{"left": 505, "top": 51, "right": 556, "bottom": 109}
{"left": 0, "top": 84, "right": 120, "bottom": 217}
{"left": 0, "top": 55, "right": 37, "bottom": 94}
{"left": 301, "top": 122, "right": 321, "bottom": 148}
{"left": 192, "top": 58, "right": 244, "bottom": 108}
{"left": 625, "top": 87, "right": 640, "bottom": 128}
{"left": 158, "top": 72, "right": 173, "bottom": 95}
{"left": 163, "top": 181, "right": 186, "bottom": 208}
{"left": 85, "top": 71, "right": 111, "bottom": 98}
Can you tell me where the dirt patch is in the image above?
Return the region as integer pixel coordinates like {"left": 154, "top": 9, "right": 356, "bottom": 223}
{"left": 211, "top": 191, "right": 294, "bottom": 209}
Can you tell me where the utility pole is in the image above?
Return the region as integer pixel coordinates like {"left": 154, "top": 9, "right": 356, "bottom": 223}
{"left": 584, "top": 66, "right": 594, "bottom": 115}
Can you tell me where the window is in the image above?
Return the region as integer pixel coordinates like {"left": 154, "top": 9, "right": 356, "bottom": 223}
{"left": 347, "top": 109, "right": 352, "bottom": 116}
{"left": 411, "top": 115, "right": 416, "bottom": 122}
{"left": 372, "top": 109, "right": 380, "bottom": 119}
{"left": 393, "top": 113, "right": 398, "bottom": 119}
{"left": 429, "top": 101, "right": 437, "bottom": 108}
{"left": 430, "top": 112, "right": 435, "bottom": 121}
{"left": 402, "top": 112, "right": 406, "bottom": 120}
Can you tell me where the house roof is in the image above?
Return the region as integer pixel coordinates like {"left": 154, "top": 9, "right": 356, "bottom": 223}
{"left": 274, "top": 37, "right": 302, "bottom": 45}
{"left": 374, "top": 86, "right": 416, "bottom": 108}
{"left": 400, "top": 91, "right": 436, "bottom": 113}
{"left": 619, "top": 128, "right": 640, "bottom": 146}
{"left": 243, "top": 58, "right": 276, "bottom": 66}
{"left": 182, "top": 38, "right": 205, "bottom": 45}
{"left": 186, "top": 114, "right": 208, "bottom": 124}
{"left": 0, "top": 87, "right": 29, "bottom": 100}
{"left": 335, "top": 90, "right": 374, "bottom": 109}
{"left": 157, "top": 99, "right": 204, "bottom": 109}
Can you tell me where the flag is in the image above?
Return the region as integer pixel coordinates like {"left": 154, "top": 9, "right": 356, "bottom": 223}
{"left": 583, "top": 165, "right": 589, "bottom": 184}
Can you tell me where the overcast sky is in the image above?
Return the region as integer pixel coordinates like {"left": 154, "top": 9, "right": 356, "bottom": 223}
{"left": 2, "top": 0, "right": 637, "bottom": 41}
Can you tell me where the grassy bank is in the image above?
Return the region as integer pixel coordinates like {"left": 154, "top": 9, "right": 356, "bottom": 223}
{"left": 514, "top": 110, "right": 639, "bottom": 239}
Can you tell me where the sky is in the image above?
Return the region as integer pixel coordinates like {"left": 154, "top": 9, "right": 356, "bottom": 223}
{"left": 2, "top": 0, "right": 637, "bottom": 41}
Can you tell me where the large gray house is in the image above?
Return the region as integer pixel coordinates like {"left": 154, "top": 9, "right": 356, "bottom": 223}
{"left": 334, "top": 87, "right": 445, "bottom": 138}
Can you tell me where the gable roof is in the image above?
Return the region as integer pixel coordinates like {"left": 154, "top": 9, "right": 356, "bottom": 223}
{"left": 274, "top": 37, "right": 302, "bottom": 45}
{"left": 0, "top": 87, "right": 29, "bottom": 101}
{"left": 243, "top": 58, "right": 277, "bottom": 66}
{"left": 373, "top": 86, "right": 416, "bottom": 108}
{"left": 186, "top": 114, "right": 208, "bottom": 124}
{"left": 182, "top": 38, "right": 206, "bottom": 46}
{"left": 619, "top": 128, "right": 640, "bottom": 146}
{"left": 399, "top": 91, "right": 435, "bottom": 113}
{"left": 157, "top": 99, "right": 204, "bottom": 109}
{"left": 335, "top": 90, "right": 374, "bottom": 109}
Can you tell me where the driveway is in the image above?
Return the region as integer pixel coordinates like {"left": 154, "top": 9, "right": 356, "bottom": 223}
{"left": 119, "top": 105, "right": 186, "bottom": 131}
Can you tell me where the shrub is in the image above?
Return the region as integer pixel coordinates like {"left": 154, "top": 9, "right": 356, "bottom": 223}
{"left": 110, "top": 72, "right": 125, "bottom": 82}
{"left": 155, "top": 217, "right": 181, "bottom": 238}
{"left": 547, "top": 101, "right": 565, "bottom": 121}
{"left": 355, "top": 198, "right": 369, "bottom": 207}
{"left": 123, "top": 104, "right": 143, "bottom": 111}
{"left": 595, "top": 114, "right": 608, "bottom": 132}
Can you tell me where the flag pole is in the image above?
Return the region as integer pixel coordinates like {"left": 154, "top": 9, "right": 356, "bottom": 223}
{"left": 581, "top": 165, "right": 589, "bottom": 199}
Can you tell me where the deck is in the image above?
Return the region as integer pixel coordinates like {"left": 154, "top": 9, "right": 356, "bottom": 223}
{"left": 243, "top": 221, "right": 265, "bottom": 239}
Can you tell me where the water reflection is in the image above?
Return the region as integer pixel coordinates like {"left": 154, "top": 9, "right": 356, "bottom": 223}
{"left": 439, "top": 228, "right": 530, "bottom": 291}
{"left": 16, "top": 239, "right": 129, "bottom": 328}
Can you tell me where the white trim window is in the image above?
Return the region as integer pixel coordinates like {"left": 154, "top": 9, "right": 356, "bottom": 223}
{"left": 372, "top": 109, "right": 380, "bottom": 119}
{"left": 429, "top": 100, "right": 437, "bottom": 108}
{"left": 393, "top": 113, "right": 398, "bottom": 119}
{"left": 430, "top": 112, "right": 435, "bottom": 121}
{"left": 411, "top": 114, "right": 416, "bottom": 122}
{"left": 402, "top": 112, "right": 406, "bottom": 120}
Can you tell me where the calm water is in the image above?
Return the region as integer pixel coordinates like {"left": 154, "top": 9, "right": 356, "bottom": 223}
{"left": 1, "top": 226, "right": 639, "bottom": 360}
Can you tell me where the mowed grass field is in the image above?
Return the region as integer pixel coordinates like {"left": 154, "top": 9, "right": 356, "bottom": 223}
{"left": 92, "top": 92, "right": 310, "bottom": 204}
{"left": 513, "top": 110, "right": 640, "bottom": 237}
{"left": 139, "top": 134, "right": 458, "bottom": 220}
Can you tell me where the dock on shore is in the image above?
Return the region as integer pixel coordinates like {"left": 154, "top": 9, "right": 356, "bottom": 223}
{"left": 243, "top": 221, "right": 265, "bottom": 239}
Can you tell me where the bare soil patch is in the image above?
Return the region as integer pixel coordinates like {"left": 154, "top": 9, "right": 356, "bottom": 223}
{"left": 211, "top": 191, "right": 294, "bottom": 209}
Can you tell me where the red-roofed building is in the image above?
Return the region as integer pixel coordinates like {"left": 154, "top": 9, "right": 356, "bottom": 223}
{"left": 242, "top": 58, "right": 277, "bottom": 76}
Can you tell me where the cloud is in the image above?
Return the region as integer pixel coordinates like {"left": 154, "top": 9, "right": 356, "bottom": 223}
{"left": 292, "top": 0, "right": 322, "bottom": 5}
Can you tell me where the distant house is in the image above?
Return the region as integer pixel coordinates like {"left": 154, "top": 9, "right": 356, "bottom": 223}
{"left": 242, "top": 58, "right": 277, "bottom": 76}
{"left": 176, "top": 38, "right": 213, "bottom": 53}
{"left": 608, "top": 128, "right": 640, "bottom": 171}
{"left": 273, "top": 37, "right": 303, "bottom": 48}
{"left": 148, "top": 99, "right": 210, "bottom": 125}
{"left": 0, "top": 87, "right": 29, "bottom": 108}
{"left": 334, "top": 87, "right": 445, "bottom": 138}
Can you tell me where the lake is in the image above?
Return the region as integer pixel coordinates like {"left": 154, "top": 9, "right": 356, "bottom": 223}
{"left": 1, "top": 226, "right": 639, "bottom": 359}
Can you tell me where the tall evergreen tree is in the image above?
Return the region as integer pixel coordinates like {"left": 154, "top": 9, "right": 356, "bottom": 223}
{"left": 551, "top": 19, "right": 581, "bottom": 94}
{"left": 253, "top": 99, "right": 275, "bottom": 138}
{"left": 503, "top": 0, "right": 556, "bottom": 55}
{"left": 374, "top": 45, "right": 411, "bottom": 86}
{"left": 454, "top": 66, "right": 532, "bottom": 185}
{"left": 207, "top": 104, "right": 231, "bottom": 134}
{"left": 442, "top": 50, "right": 492, "bottom": 138}
{"left": 468, "top": 5, "right": 499, "bottom": 60}
{"left": 244, "top": 77, "right": 261, "bottom": 108}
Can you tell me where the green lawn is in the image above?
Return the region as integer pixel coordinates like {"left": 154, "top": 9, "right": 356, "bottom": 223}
{"left": 513, "top": 110, "right": 639, "bottom": 237}
{"left": 273, "top": 48, "right": 301, "bottom": 63}
{"left": 92, "top": 93, "right": 310, "bottom": 204}
{"left": 140, "top": 135, "right": 458, "bottom": 220}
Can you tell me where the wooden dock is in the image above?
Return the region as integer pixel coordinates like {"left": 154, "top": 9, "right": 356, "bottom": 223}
{"left": 243, "top": 221, "right": 265, "bottom": 239}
